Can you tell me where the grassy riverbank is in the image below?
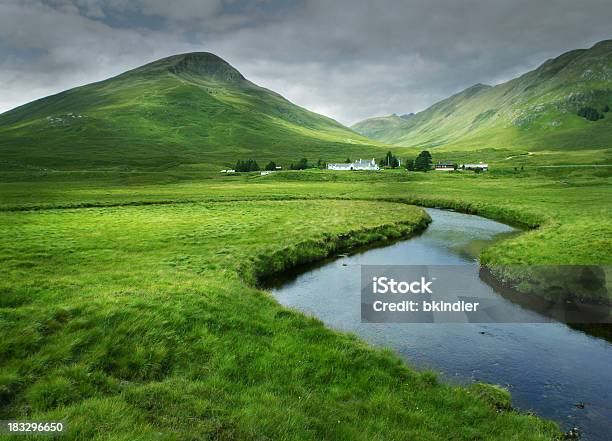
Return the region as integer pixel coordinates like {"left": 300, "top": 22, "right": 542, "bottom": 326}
{"left": 0, "top": 199, "right": 563, "bottom": 440}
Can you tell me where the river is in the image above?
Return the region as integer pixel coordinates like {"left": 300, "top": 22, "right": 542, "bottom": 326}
{"left": 268, "top": 208, "right": 612, "bottom": 440}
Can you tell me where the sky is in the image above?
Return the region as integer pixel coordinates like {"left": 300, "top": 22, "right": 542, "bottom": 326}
{"left": 1, "top": 0, "right": 611, "bottom": 125}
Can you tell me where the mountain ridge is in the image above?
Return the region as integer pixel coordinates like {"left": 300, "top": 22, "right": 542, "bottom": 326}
{"left": 352, "top": 39, "right": 612, "bottom": 150}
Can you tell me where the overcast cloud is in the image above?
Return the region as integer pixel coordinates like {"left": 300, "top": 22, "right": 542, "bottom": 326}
{"left": 1, "top": 0, "right": 611, "bottom": 124}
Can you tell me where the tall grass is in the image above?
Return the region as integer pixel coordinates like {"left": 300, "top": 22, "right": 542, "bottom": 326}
{"left": 0, "top": 199, "right": 562, "bottom": 440}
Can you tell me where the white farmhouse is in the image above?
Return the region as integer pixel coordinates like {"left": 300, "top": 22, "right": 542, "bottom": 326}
{"left": 435, "top": 162, "right": 456, "bottom": 171}
{"left": 327, "top": 163, "right": 354, "bottom": 171}
{"left": 327, "top": 158, "right": 379, "bottom": 171}
{"left": 461, "top": 163, "right": 488, "bottom": 171}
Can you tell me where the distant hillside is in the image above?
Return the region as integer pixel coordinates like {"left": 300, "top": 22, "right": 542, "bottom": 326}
{"left": 350, "top": 113, "right": 415, "bottom": 143}
{"left": 352, "top": 40, "right": 612, "bottom": 151}
{"left": 0, "top": 53, "right": 378, "bottom": 171}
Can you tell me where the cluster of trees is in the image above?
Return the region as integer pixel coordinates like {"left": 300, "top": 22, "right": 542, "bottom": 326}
{"left": 234, "top": 159, "right": 260, "bottom": 172}
{"left": 232, "top": 158, "right": 327, "bottom": 172}
{"left": 406, "top": 151, "right": 432, "bottom": 172}
{"left": 290, "top": 158, "right": 327, "bottom": 170}
{"left": 378, "top": 151, "right": 400, "bottom": 168}
{"left": 577, "top": 106, "right": 607, "bottom": 121}
{"left": 290, "top": 158, "right": 310, "bottom": 170}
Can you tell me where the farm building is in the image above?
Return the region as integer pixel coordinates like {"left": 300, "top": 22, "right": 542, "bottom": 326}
{"left": 461, "top": 163, "right": 488, "bottom": 171}
{"left": 435, "top": 162, "right": 456, "bottom": 171}
{"left": 328, "top": 158, "right": 379, "bottom": 171}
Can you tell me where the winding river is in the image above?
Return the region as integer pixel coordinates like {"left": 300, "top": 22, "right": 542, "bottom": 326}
{"left": 268, "top": 208, "right": 612, "bottom": 440}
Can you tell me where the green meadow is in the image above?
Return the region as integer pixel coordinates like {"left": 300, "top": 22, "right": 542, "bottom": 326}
{"left": 2, "top": 195, "right": 562, "bottom": 441}
{"left": 3, "top": 166, "right": 610, "bottom": 267}
{"left": 2, "top": 165, "right": 611, "bottom": 439}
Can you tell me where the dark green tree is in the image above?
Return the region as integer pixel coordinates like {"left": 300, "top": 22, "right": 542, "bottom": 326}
{"left": 265, "top": 161, "right": 277, "bottom": 171}
{"left": 385, "top": 151, "right": 393, "bottom": 167}
{"left": 414, "top": 151, "right": 432, "bottom": 172}
{"left": 603, "top": 104, "right": 610, "bottom": 113}
{"left": 385, "top": 151, "right": 395, "bottom": 168}
{"left": 235, "top": 159, "right": 260, "bottom": 172}
{"left": 381, "top": 151, "right": 400, "bottom": 168}
{"left": 291, "top": 158, "right": 310, "bottom": 170}
{"left": 578, "top": 106, "right": 603, "bottom": 121}
{"left": 248, "top": 159, "right": 260, "bottom": 171}
{"left": 345, "top": 157, "right": 352, "bottom": 163}
{"left": 405, "top": 159, "right": 414, "bottom": 171}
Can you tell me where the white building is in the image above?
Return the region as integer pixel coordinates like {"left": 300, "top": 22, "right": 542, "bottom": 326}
{"left": 461, "top": 163, "right": 488, "bottom": 171}
{"left": 327, "top": 158, "right": 379, "bottom": 171}
{"left": 435, "top": 162, "right": 456, "bottom": 171}
{"left": 327, "top": 162, "right": 354, "bottom": 171}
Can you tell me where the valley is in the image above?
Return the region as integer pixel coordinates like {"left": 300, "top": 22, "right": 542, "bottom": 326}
{"left": 353, "top": 40, "right": 612, "bottom": 155}
{"left": 1, "top": 40, "right": 611, "bottom": 440}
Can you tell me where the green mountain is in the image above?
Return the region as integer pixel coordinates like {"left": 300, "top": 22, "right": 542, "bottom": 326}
{"left": 352, "top": 40, "right": 612, "bottom": 151}
{"left": 0, "top": 53, "right": 378, "bottom": 171}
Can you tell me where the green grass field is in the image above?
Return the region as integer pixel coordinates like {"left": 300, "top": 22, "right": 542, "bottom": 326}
{"left": 2, "top": 166, "right": 611, "bottom": 440}
{"left": 3, "top": 166, "right": 609, "bottom": 265}
{"left": 1, "top": 197, "right": 562, "bottom": 440}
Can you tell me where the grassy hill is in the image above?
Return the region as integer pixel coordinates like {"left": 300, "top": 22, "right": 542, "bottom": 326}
{"left": 0, "top": 53, "right": 381, "bottom": 172}
{"left": 352, "top": 40, "right": 612, "bottom": 152}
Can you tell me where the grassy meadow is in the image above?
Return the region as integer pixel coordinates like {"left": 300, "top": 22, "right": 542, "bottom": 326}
{"left": 3, "top": 166, "right": 609, "bottom": 267}
{"left": 1, "top": 197, "right": 563, "bottom": 440}
{"left": 2, "top": 165, "right": 611, "bottom": 440}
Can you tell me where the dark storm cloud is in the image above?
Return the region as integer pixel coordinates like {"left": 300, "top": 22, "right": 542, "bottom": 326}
{"left": 1, "top": 0, "right": 611, "bottom": 124}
